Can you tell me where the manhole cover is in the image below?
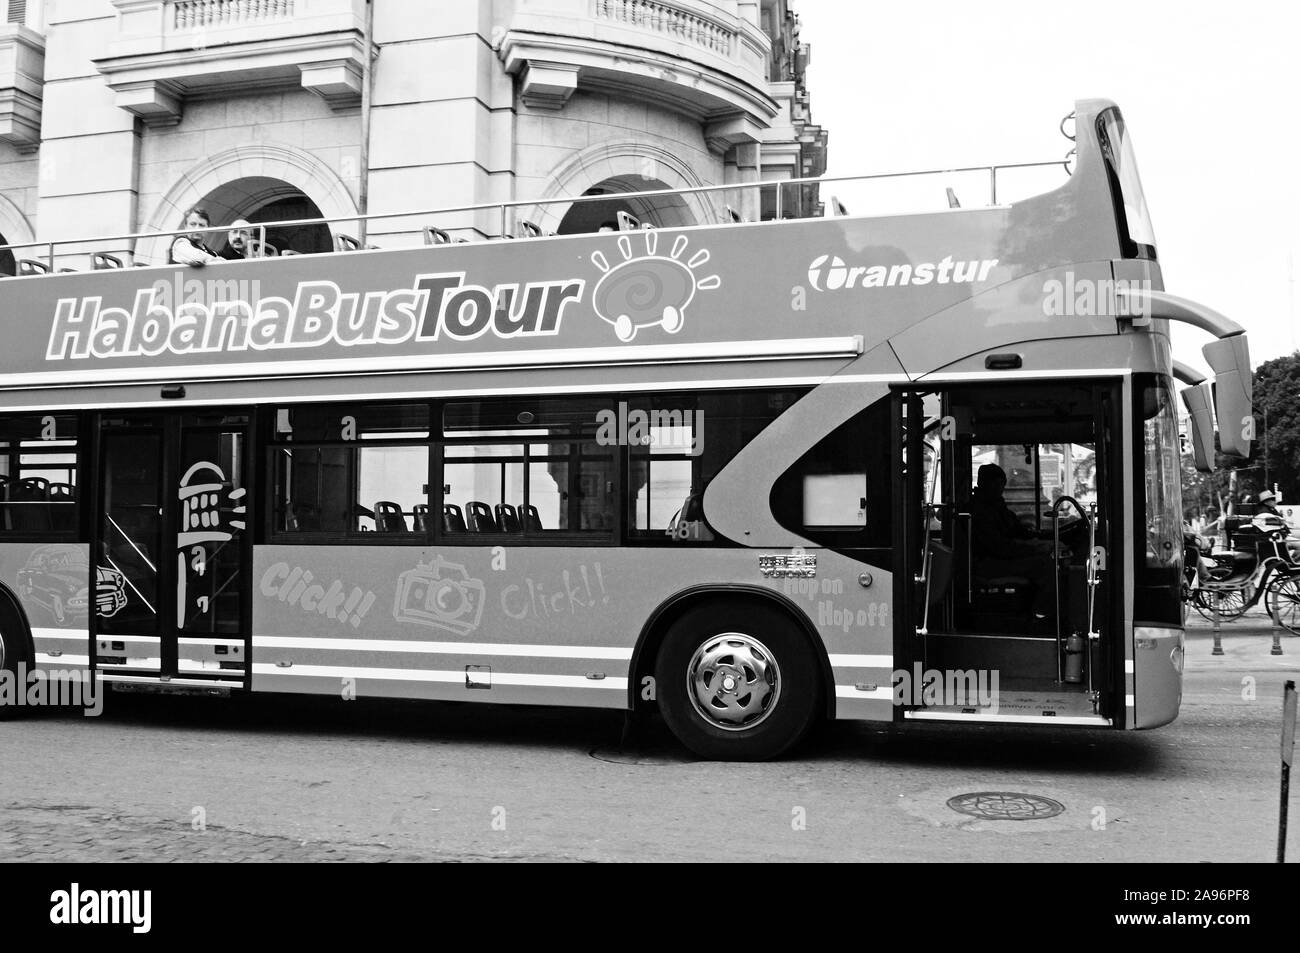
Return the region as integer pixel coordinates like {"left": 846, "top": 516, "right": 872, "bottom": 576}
{"left": 945, "top": 792, "right": 1065, "bottom": 821}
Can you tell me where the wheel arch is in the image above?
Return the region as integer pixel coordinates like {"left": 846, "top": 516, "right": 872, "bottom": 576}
{"left": 0, "top": 580, "right": 36, "bottom": 667}
{"left": 628, "top": 584, "right": 835, "bottom": 718}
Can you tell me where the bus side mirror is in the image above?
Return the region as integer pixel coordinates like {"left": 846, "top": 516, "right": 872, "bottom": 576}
{"left": 1179, "top": 381, "right": 1215, "bottom": 473}
{"left": 1202, "top": 335, "right": 1252, "bottom": 458}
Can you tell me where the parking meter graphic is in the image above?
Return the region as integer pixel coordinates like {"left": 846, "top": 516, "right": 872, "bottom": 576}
{"left": 590, "top": 232, "right": 720, "bottom": 342}
{"left": 394, "top": 556, "right": 486, "bottom": 636}
{"left": 176, "top": 461, "right": 246, "bottom": 628}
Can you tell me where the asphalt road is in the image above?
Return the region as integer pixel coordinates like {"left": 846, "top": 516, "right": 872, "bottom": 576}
{"left": 2, "top": 610, "right": 1297, "bottom": 862}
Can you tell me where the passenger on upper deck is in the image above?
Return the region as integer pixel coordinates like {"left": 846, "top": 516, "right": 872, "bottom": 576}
{"left": 168, "top": 206, "right": 222, "bottom": 267}
{"left": 218, "top": 219, "right": 252, "bottom": 261}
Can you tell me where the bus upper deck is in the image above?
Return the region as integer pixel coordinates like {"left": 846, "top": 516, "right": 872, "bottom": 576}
{"left": 0, "top": 100, "right": 1252, "bottom": 461}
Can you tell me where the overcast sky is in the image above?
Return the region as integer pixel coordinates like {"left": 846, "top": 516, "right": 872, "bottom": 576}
{"left": 798, "top": 0, "right": 1300, "bottom": 373}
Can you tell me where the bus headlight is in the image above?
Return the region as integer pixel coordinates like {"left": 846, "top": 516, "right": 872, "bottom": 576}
{"left": 1170, "top": 642, "right": 1184, "bottom": 674}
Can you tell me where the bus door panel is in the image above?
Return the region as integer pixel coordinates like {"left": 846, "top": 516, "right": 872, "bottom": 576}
{"left": 174, "top": 416, "right": 250, "bottom": 682}
{"left": 96, "top": 412, "right": 251, "bottom": 684}
{"left": 97, "top": 426, "right": 164, "bottom": 675}
{"left": 896, "top": 382, "right": 1119, "bottom": 720}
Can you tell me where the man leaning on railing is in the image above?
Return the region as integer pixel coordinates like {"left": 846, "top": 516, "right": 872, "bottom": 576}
{"left": 168, "top": 206, "right": 223, "bottom": 267}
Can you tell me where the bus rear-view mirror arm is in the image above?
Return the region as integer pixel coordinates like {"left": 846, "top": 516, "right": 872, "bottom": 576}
{"left": 1116, "top": 288, "right": 1253, "bottom": 458}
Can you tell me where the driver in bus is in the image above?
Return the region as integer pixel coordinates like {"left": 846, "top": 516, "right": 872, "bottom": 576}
{"left": 969, "top": 463, "right": 1067, "bottom": 622}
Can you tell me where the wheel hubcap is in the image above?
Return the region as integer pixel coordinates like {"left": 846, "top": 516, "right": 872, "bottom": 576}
{"left": 686, "top": 633, "right": 780, "bottom": 731}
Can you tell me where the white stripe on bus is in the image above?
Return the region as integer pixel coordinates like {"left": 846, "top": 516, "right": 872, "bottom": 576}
{"left": 98, "top": 674, "right": 244, "bottom": 688}
{"left": 251, "top": 635, "right": 633, "bottom": 660}
{"left": 914, "top": 369, "right": 1130, "bottom": 382}
{"left": 1124, "top": 660, "right": 1135, "bottom": 674}
{"left": 828, "top": 654, "right": 892, "bottom": 668}
{"left": 31, "top": 628, "right": 89, "bottom": 641}
{"left": 35, "top": 654, "right": 89, "bottom": 666}
{"left": 1126, "top": 695, "right": 1135, "bottom": 707}
{"left": 833, "top": 685, "right": 894, "bottom": 700}
{"left": 905, "top": 710, "right": 1112, "bottom": 726}
{"left": 250, "top": 662, "right": 627, "bottom": 689}
{"left": 0, "top": 337, "right": 864, "bottom": 391}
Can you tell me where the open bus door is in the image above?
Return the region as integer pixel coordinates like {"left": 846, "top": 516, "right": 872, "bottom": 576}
{"left": 94, "top": 411, "right": 252, "bottom": 687}
{"left": 896, "top": 381, "right": 1120, "bottom": 725}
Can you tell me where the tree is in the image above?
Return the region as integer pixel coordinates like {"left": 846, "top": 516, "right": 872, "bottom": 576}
{"left": 1253, "top": 353, "right": 1300, "bottom": 502}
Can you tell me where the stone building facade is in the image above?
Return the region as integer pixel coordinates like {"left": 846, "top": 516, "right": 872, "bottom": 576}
{"left": 0, "top": 0, "right": 826, "bottom": 264}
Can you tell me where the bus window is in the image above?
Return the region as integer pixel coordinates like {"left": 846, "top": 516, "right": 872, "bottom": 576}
{"left": 626, "top": 389, "right": 803, "bottom": 544}
{"left": 271, "top": 402, "right": 429, "bottom": 538}
{"left": 969, "top": 442, "right": 1098, "bottom": 532}
{"left": 442, "top": 397, "right": 614, "bottom": 538}
{"left": 771, "top": 401, "right": 891, "bottom": 555}
{"left": 0, "top": 414, "right": 79, "bottom": 536}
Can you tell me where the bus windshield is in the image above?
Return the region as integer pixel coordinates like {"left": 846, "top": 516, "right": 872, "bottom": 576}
{"left": 1136, "top": 375, "right": 1183, "bottom": 623}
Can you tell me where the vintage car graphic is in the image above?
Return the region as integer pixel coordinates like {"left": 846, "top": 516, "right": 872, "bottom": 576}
{"left": 16, "top": 544, "right": 127, "bottom": 625}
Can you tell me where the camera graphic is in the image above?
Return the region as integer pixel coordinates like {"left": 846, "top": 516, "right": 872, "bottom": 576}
{"left": 393, "top": 556, "right": 486, "bottom": 636}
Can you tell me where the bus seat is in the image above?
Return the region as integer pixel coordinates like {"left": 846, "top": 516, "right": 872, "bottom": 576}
{"left": 93, "top": 253, "right": 125, "bottom": 270}
{"left": 8, "top": 478, "right": 52, "bottom": 531}
{"left": 280, "top": 249, "right": 302, "bottom": 256}
{"left": 519, "top": 221, "right": 543, "bottom": 238}
{"left": 522, "top": 504, "right": 542, "bottom": 532}
{"left": 18, "top": 259, "right": 50, "bottom": 276}
{"left": 616, "top": 210, "right": 641, "bottom": 231}
{"left": 374, "top": 501, "right": 408, "bottom": 533}
{"left": 442, "top": 503, "right": 467, "bottom": 534}
{"left": 466, "top": 501, "right": 497, "bottom": 533}
{"left": 335, "top": 234, "right": 362, "bottom": 252}
{"left": 412, "top": 503, "right": 430, "bottom": 532}
{"left": 48, "top": 482, "right": 76, "bottom": 532}
{"left": 247, "top": 239, "right": 278, "bottom": 258}
{"left": 495, "top": 503, "right": 520, "bottom": 533}
{"left": 423, "top": 226, "right": 451, "bottom": 245}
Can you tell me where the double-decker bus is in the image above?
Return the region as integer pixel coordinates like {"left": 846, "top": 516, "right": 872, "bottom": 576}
{"left": 0, "top": 99, "right": 1253, "bottom": 759}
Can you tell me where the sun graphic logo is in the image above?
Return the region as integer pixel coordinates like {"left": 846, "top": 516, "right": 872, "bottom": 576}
{"left": 590, "top": 232, "right": 720, "bottom": 342}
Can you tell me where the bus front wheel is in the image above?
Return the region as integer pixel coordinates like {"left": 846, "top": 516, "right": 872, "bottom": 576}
{"left": 655, "top": 602, "right": 820, "bottom": 761}
{"left": 0, "top": 600, "right": 32, "bottom": 721}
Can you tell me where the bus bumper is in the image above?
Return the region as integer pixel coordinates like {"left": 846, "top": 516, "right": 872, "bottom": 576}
{"left": 1131, "top": 625, "right": 1184, "bottom": 728}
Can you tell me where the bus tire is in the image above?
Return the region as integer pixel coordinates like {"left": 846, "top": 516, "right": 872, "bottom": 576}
{"left": 0, "top": 588, "right": 33, "bottom": 721}
{"left": 655, "top": 602, "right": 820, "bottom": 761}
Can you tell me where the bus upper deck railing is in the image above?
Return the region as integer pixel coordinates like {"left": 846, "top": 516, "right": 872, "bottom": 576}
{"left": 0, "top": 159, "right": 1073, "bottom": 275}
